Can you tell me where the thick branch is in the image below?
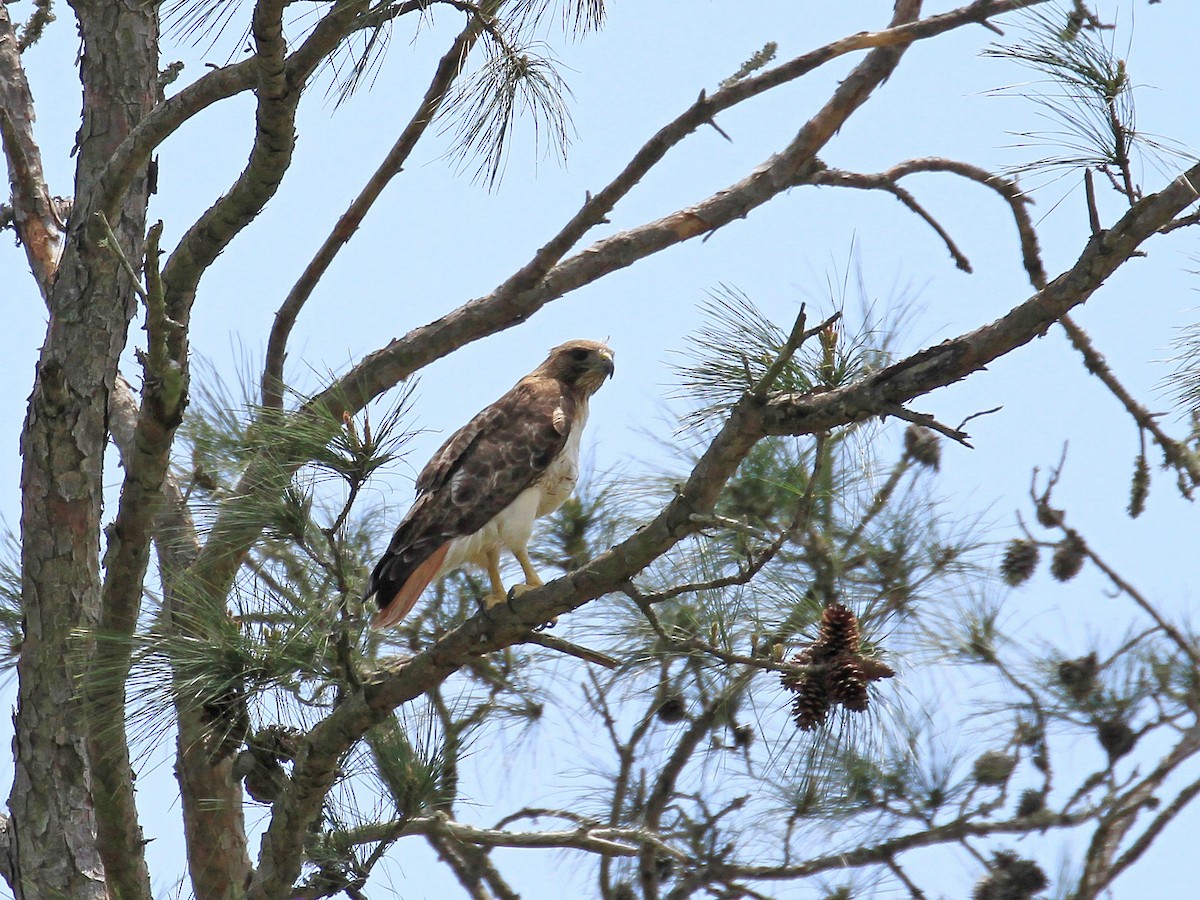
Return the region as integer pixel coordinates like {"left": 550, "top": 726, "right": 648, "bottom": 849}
{"left": 756, "top": 163, "right": 1200, "bottom": 438}
{"left": 88, "top": 222, "right": 187, "bottom": 900}
{"left": 159, "top": 0, "right": 295, "bottom": 325}
{"left": 0, "top": 2, "right": 61, "bottom": 300}
{"left": 109, "top": 377, "right": 253, "bottom": 898}
{"left": 887, "top": 158, "right": 1200, "bottom": 487}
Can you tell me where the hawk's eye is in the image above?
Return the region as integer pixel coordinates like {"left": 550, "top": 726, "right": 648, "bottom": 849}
{"left": 570, "top": 348, "right": 590, "bottom": 362}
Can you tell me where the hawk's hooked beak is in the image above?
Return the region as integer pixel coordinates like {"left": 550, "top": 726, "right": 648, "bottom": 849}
{"left": 598, "top": 350, "right": 615, "bottom": 379}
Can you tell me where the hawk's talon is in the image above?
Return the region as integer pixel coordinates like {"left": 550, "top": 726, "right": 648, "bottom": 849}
{"left": 505, "top": 582, "right": 536, "bottom": 614}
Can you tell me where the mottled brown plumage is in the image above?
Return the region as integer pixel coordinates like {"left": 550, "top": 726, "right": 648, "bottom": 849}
{"left": 366, "top": 340, "right": 614, "bottom": 628}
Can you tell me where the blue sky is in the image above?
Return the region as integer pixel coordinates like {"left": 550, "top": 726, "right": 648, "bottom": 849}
{"left": 2, "top": 0, "right": 1199, "bottom": 896}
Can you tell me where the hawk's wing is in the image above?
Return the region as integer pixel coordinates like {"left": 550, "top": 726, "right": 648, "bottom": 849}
{"left": 367, "top": 376, "right": 576, "bottom": 625}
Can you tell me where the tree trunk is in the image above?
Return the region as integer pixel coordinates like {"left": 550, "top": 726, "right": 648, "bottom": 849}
{"left": 10, "top": 1, "right": 159, "bottom": 896}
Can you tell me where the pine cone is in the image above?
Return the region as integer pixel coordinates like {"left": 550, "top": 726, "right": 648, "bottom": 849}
{"left": 903, "top": 424, "right": 941, "bottom": 470}
{"left": 972, "top": 750, "right": 1017, "bottom": 786}
{"left": 827, "top": 653, "right": 869, "bottom": 712}
{"left": 656, "top": 693, "right": 687, "bottom": 724}
{"left": 1128, "top": 453, "right": 1150, "bottom": 518}
{"left": 1016, "top": 789, "right": 1045, "bottom": 817}
{"left": 1050, "top": 534, "right": 1087, "bottom": 582}
{"left": 789, "top": 675, "right": 832, "bottom": 731}
{"left": 780, "top": 649, "right": 813, "bottom": 691}
{"left": 1000, "top": 539, "right": 1039, "bottom": 586}
{"left": 972, "top": 851, "right": 1048, "bottom": 900}
{"left": 1057, "top": 652, "right": 1099, "bottom": 703}
{"left": 819, "top": 603, "right": 860, "bottom": 656}
{"left": 1096, "top": 718, "right": 1137, "bottom": 762}
{"left": 1035, "top": 500, "right": 1064, "bottom": 528}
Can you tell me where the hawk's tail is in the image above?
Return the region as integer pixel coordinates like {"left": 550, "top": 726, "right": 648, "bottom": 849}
{"left": 369, "top": 542, "right": 450, "bottom": 630}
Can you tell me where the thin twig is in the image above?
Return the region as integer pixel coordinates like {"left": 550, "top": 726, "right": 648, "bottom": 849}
{"left": 810, "top": 167, "right": 973, "bottom": 272}
{"left": 1078, "top": 532, "right": 1200, "bottom": 670}
{"left": 883, "top": 403, "right": 973, "bottom": 447}
{"left": 523, "top": 632, "right": 619, "bottom": 669}
{"left": 1057, "top": 314, "right": 1200, "bottom": 490}
{"left": 1085, "top": 168, "right": 1103, "bottom": 235}
{"left": 93, "top": 213, "right": 147, "bottom": 300}
{"left": 886, "top": 855, "right": 928, "bottom": 899}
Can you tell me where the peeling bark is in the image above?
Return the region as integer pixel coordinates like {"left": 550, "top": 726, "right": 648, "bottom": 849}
{"left": 0, "top": 3, "right": 61, "bottom": 300}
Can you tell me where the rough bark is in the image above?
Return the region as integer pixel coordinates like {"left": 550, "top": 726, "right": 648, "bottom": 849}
{"left": 10, "top": 0, "right": 159, "bottom": 896}
{"left": 0, "top": 3, "right": 61, "bottom": 301}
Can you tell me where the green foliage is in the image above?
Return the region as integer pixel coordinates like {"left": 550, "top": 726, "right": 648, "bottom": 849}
{"left": 443, "top": 34, "right": 574, "bottom": 189}
{"left": 368, "top": 712, "right": 451, "bottom": 819}
{"left": 720, "top": 41, "right": 778, "bottom": 90}
{"left": 513, "top": 0, "right": 607, "bottom": 36}
{"left": 1167, "top": 317, "right": 1200, "bottom": 424}
{"left": 986, "top": 8, "right": 1193, "bottom": 194}
{"left": 0, "top": 528, "right": 23, "bottom": 672}
{"left": 673, "top": 284, "right": 892, "bottom": 431}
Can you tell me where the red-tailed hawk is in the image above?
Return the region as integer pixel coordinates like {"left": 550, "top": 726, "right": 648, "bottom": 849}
{"left": 366, "top": 340, "right": 615, "bottom": 629}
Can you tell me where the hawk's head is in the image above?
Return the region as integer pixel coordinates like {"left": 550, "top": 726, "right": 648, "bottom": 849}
{"left": 538, "top": 339, "right": 615, "bottom": 396}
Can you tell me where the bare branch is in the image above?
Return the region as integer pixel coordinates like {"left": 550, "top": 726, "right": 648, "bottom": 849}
{"left": 93, "top": 212, "right": 147, "bottom": 300}
{"left": 811, "top": 167, "right": 973, "bottom": 272}
{"left": 406, "top": 811, "right": 685, "bottom": 859}
{"left": 425, "top": 833, "right": 493, "bottom": 900}
{"left": 159, "top": 0, "right": 295, "bottom": 325}
{"left": 86, "top": 223, "right": 182, "bottom": 900}
{"left": 1076, "top": 726, "right": 1200, "bottom": 898}
{"left": 879, "top": 156, "right": 1198, "bottom": 487}
{"left": 1103, "top": 751, "right": 1200, "bottom": 889}
{"left": 0, "top": 3, "right": 62, "bottom": 300}
{"left": 1057, "top": 314, "right": 1200, "bottom": 489}
{"left": 1161, "top": 209, "right": 1200, "bottom": 234}
{"left": 109, "top": 374, "right": 253, "bottom": 895}
{"left": 883, "top": 403, "right": 973, "bottom": 447}
{"left": 639, "top": 689, "right": 740, "bottom": 898}
{"left": 1074, "top": 527, "right": 1200, "bottom": 670}
{"left": 716, "top": 810, "right": 1094, "bottom": 882}
{"left": 523, "top": 631, "right": 620, "bottom": 669}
